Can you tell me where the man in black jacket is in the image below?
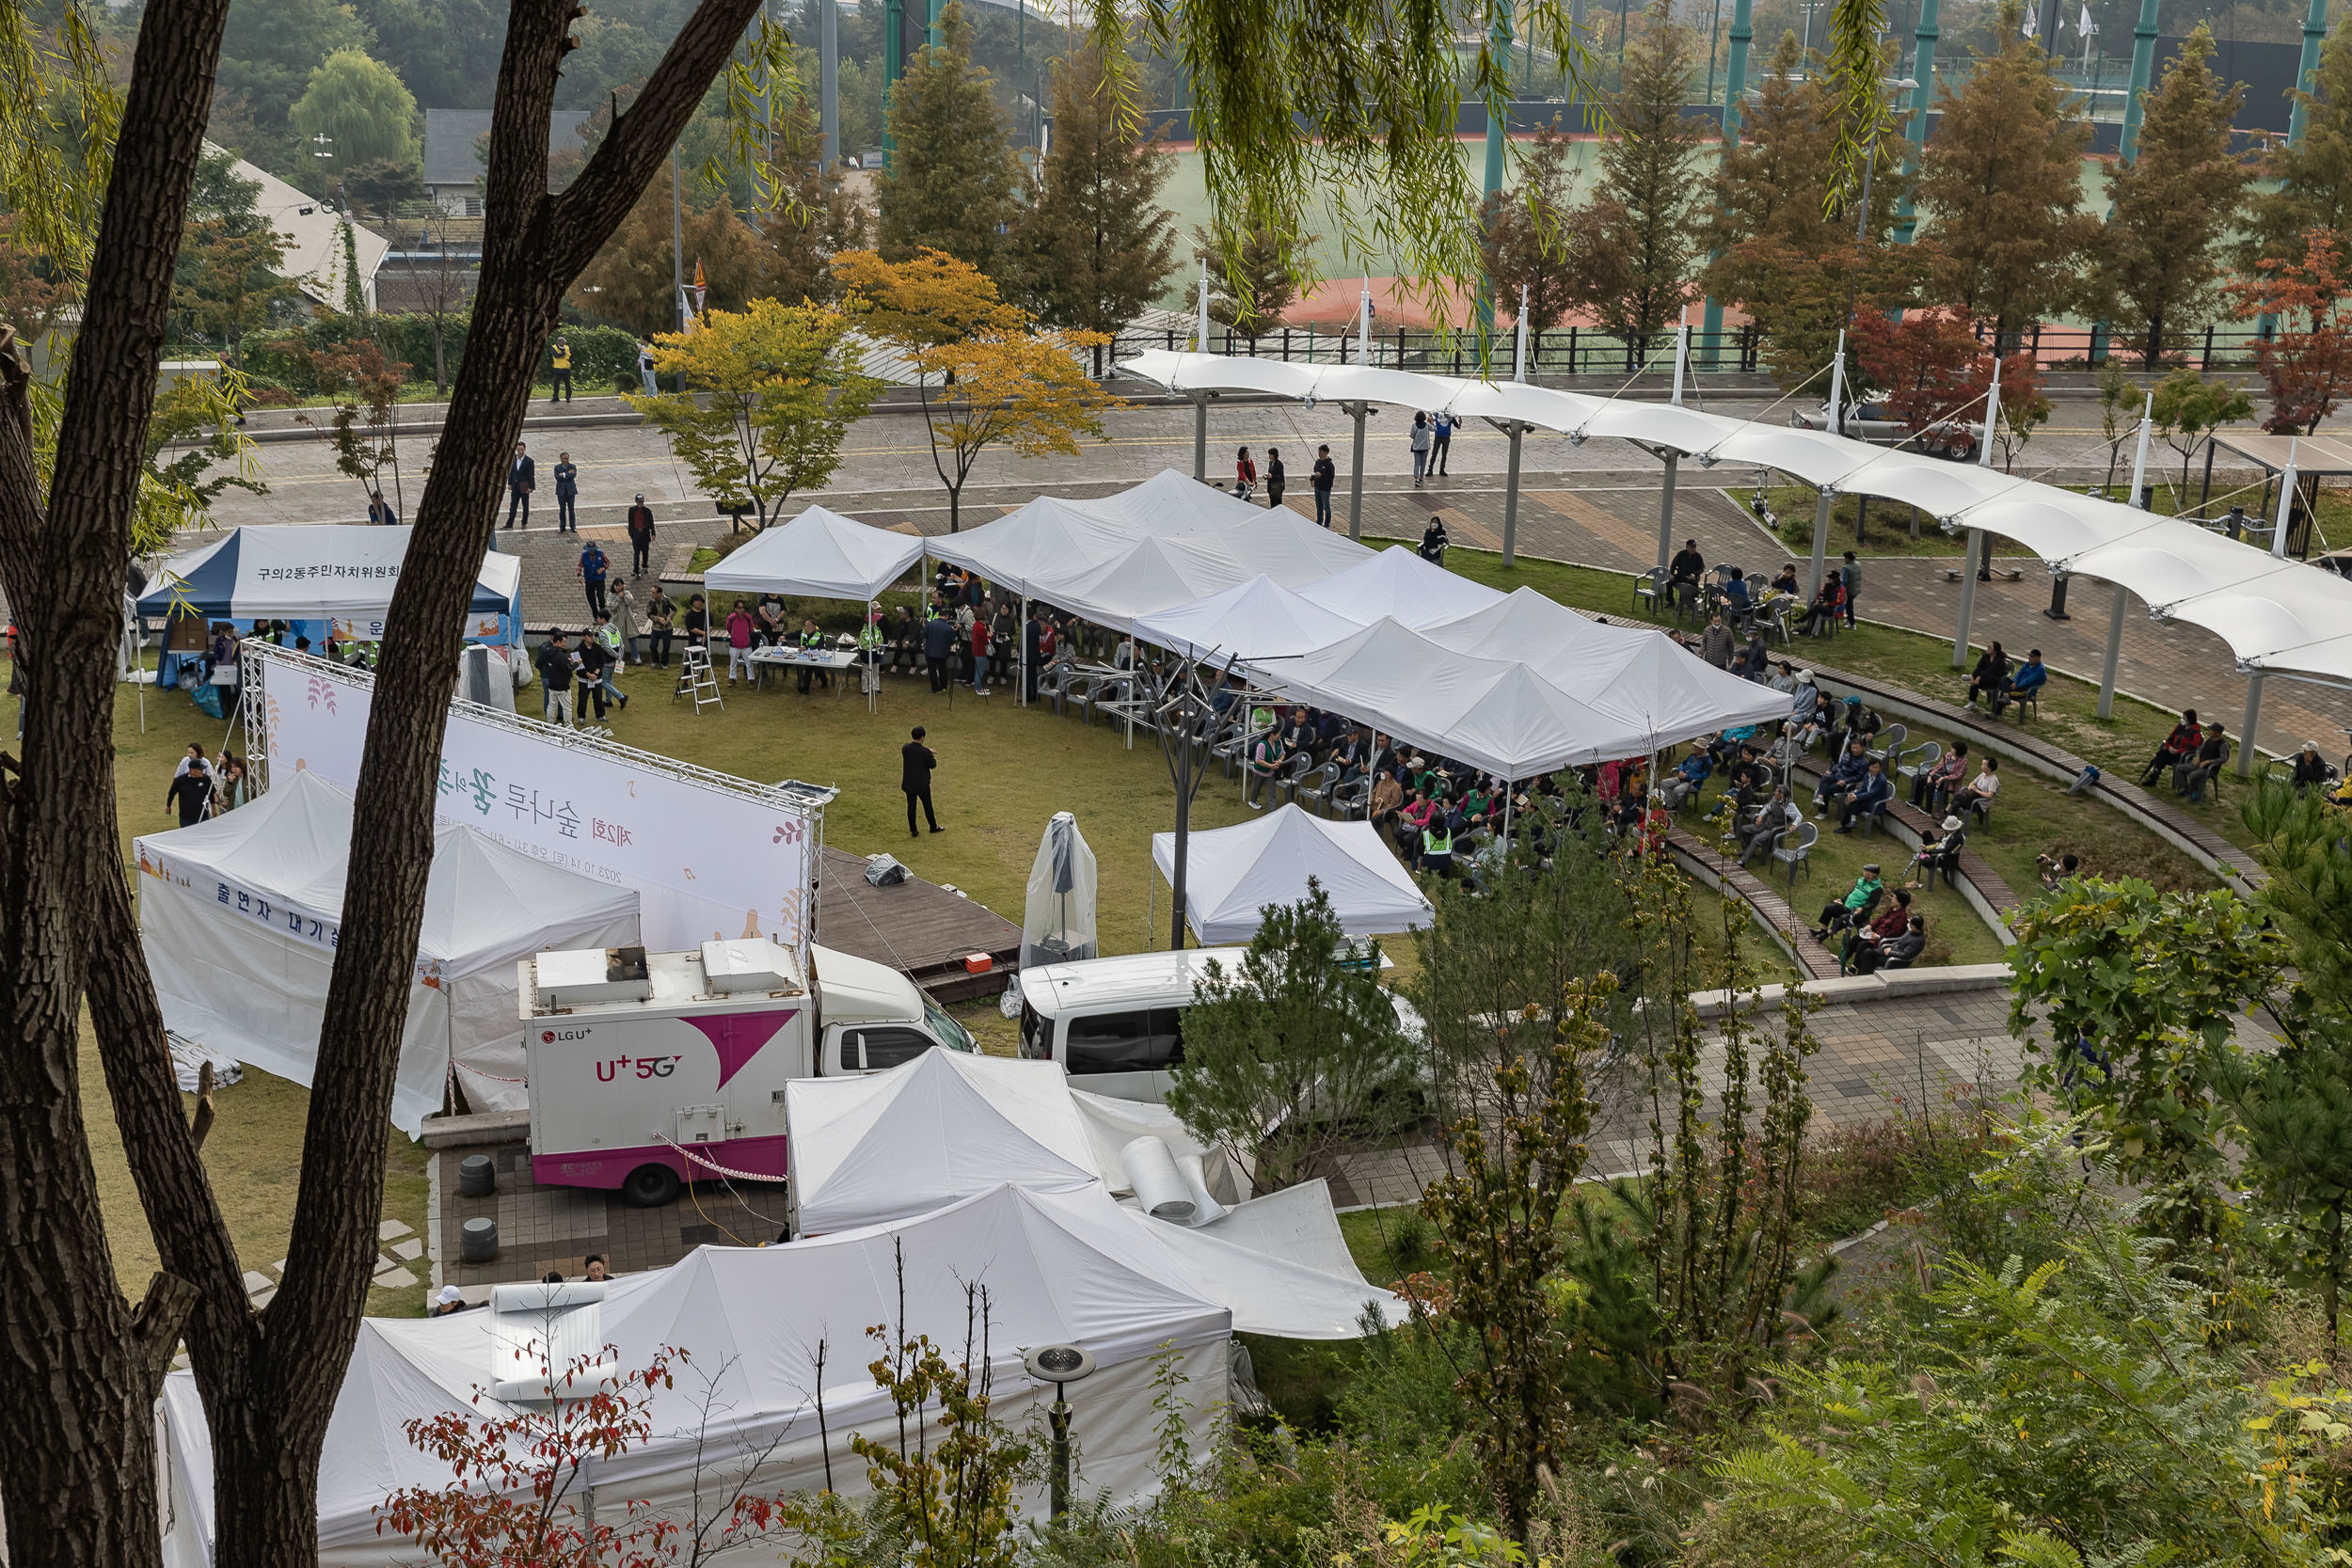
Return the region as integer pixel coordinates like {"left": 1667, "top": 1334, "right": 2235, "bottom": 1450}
{"left": 534, "top": 632, "right": 577, "bottom": 726}
{"left": 1667, "top": 539, "right": 1705, "bottom": 607}
{"left": 922, "top": 611, "right": 954, "bottom": 693}
{"left": 626, "top": 494, "right": 658, "bottom": 575}
{"left": 1311, "top": 445, "right": 1336, "bottom": 528}
{"left": 902, "top": 725, "right": 940, "bottom": 836}
{"left": 505, "top": 442, "right": 535, "bottom": 530}
{"left": 165, "top": 757, "right": 214, "bottom": 825}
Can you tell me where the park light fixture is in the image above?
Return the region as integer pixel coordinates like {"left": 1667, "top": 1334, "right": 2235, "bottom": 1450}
{"left": 1024, "top": 1343, "right": 1096, "bottom": 1519}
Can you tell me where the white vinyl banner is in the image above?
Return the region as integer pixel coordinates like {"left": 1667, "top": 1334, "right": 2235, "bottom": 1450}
{"left": 253, "top": 653, "right": 815, "bottom": 954}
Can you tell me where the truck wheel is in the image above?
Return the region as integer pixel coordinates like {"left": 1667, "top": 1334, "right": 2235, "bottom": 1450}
{"left": 621, "top": 1163, "right": 681, "bottom": 1208}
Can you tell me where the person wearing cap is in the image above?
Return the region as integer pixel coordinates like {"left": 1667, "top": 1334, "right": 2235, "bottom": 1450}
{"left": 1788, "top": 670, "right": 1821, "bottom": 728}
{"left": 578, "top": 536, "right": 610, "bottom": 618}
{"left": 1842, "top": 886, "right": 1913, "bottom": 973}
{"left": 625, "top": 492, "right": 659, "bottom": 576}
{"left": 1838, "top": 550, "right": 1861, "bottom": 626}
{"left": 1913, "top": 814, "right": 1968, "bottom": 882}
{"left": 2293, "top": 741, "right": 2334, "bottom": 790}
{"left": 1667, "top": 539, "right": 1706, "bottom": 607}
{"left": 1812, "top": 864, "right": 1884, "bottom": 943}
{"left": 2173, "top": 721, "right": 2230, "bottom": 801}
{"left": 431, "top": 1285, "right": 469, "bottom": 1317}
{"left": 2005, "top": 648, "right": 2048, "bottom": 714}
{"left": 553, "top": 451, "right": 579, "bottom": 531}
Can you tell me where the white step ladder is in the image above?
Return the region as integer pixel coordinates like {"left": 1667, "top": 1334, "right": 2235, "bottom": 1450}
{"left": 674, "top": 644, "right": 723, "bottom": 713}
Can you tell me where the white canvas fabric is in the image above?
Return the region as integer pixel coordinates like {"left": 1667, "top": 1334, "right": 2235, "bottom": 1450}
{"left": 1151, "top": 804, "right": 1433, "bottom": 942}
{"left": 160, "top": 1183, "right": 1238, "bottom": 1568}
{"left": 787, "top": 1051, "right": 1232, "bottom": 1233}
{"left": 702, "top": 504, "right": 926, "bottom": 601}
{"left": 1074, "top": 467, "right": 1268, "bottom": 532}
{"left": 1132, "top": 573, "right": 1372, "bottom": 663}
{"left": 1248, "top": 616, "right": 1665, "bottom": 777}
{"left": 1120, "top": 348, "right": 2352, "bottom": 687}
{"left": 1290, "top": 546, "right": 1504, "bottom": 629}
{"left": 133, "top": 769, "right": 638, "bottom": 1133}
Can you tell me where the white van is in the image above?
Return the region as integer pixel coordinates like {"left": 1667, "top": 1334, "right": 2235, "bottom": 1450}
{"left": 1017, "top": 949, "right": 1246, "bottom": 1101}
{"left": 1017, "top": 948, "right": 1421, "bottom": 1104}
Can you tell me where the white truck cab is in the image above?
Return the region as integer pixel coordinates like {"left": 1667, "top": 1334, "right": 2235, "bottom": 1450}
{"left": 1016, "top": 948, "right": 1247, "bottom": 1102}
{"left": 522, "top": 939, "right": 971, "bottom": 1206}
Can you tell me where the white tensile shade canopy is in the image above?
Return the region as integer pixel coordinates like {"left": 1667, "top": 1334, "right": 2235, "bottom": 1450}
{"left": 158, "top": 1183, "right": 1252, "bottom": 1568}
{"left": 1290, "top": 546, "right": 1505, "bottom": 629}
{"left": 133, "top": 769, "right": 639, "bottom": 1133}
{"left": 1131, "top": 574, "right": 1371, "bottom": 663}
{"left": 700, "top": 504, "right": 925, "bottom": 601}
{"left": 1023, "top": 811, "right": 1099, "bottom": 968}
{"left": 1152, "top": 804, "right": 1434, "bottom": 943}
{"left": 783, "top": 1050, "right": 1235, "bottom": 1234}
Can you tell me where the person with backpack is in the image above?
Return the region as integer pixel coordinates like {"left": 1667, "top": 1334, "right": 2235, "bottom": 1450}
{"left": 1430, "top": 409, "right": 1454, "bottom": 476}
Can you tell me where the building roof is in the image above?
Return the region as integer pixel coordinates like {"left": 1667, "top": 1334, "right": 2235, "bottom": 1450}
{"left": 422, "top": 107, "right": 592, "bottom": 189}
{"left": 203, "top": 144, "right": 389, "bottom": 311}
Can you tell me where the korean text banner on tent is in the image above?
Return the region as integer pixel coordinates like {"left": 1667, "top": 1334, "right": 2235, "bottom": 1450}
{"left": 255, "top": 656, "right": 812, "bottom": 954}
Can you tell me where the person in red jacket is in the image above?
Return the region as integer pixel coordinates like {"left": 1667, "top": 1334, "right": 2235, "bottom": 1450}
{"left": 969, "top": 613, "right": 992, "bottom": 695}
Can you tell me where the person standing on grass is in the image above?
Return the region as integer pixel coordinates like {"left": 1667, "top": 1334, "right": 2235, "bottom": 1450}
{"left": 1311, "top": 444, "right": 1336, "bottom": 528}
{"left": 612, "top": 578, "right": 641, "bottom": 665}
{"left": 681, "top": 593, "right": 708, "bottom": 657}
{"left": 165, "top": 756, "right": 214, "bottom": 826}
{"left": 902, "top": 725, "right": 941, "bottom": 836}
{"left": 626, "top": 493, "right": 658, "bottom": 576}
{"left": 534, "top": 632, "right": 576, "bottom": 727}
{"left": 578, "top": 625, "right": 616, "bottom": 721}
{"left": 1264, "top": 447, "right": 1286, "bottom": 510}
{"left": 724, "top": 598, "right": 755, "bottom": 687}
{"left": 553, "top": 451, "right": 579, "bottom": 532}
{"left": 923, "top": 608, "right": 954, "bottom": 693}
{"left": 592, "top": 612, "right": 629, "bottom": 711}
{"left": 578, "top": 537, "right": 610, "bottom": 619}
{"left": 969, "top": 611, "right": 991, "bottom": 695}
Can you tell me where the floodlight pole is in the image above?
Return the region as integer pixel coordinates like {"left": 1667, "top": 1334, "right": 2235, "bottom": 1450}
{"left": 1951, "top": 352, "right": 2000, "bottom": 669}
{"left": 1048, "top": 1384, "right": 1073, "bottom": 1518}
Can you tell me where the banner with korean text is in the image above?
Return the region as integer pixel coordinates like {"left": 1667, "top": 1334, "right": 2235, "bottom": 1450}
{"left": 251, "top": 650, "right": 814, "bottom": 955}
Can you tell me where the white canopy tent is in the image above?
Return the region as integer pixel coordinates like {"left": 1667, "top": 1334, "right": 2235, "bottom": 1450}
{"left": 1131, "top": 574, "right": 1370, "bottom": 663}
{"left": 1122, "top": 347, "right": 2352, "bottom": 762}
{"left": 1151, "top": 805, "right": 1433, "bottom": 943}
{"left": 783, "top": 1050, "right": 1242, "bottom": 1234}
{"left": 133, "top": 769, "right": 639, "bottom": 1133}
{"left": 136, "top": 524, "right": 523, "bottom": 645}
{"left": 701, "top": 504, "right": 925, "bottom": 601}
{"left": 1290, "top": 546, "right": 1505, "bottom": 629}
{"left": 159, "top": 1182, "right": 1276, "bottom": 1568}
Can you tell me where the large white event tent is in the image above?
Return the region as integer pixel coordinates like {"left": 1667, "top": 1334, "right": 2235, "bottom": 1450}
{"left": 785, "top": 1049, "right": 1241, "bottom": 1234}
{"left": 1291, "top": 546, "right": 1503, "bottom": 629}
{"left": 1122, "top": 348, "right": 2352, "bottom": 768}
{"left": 159, "top": 1182, "right": 1395, "bottom": 1566}
{"left": 1131, "top": 574, "right": 1369, "bottom": 662}
{"left": 1151, "top": 804, "right": 1434, "bottom": 943}
{"left": 134, "top": 769, "right": 639, "bottom": 1133}
{"left": 701, "top": 503, "right": 925, "bottom": 602}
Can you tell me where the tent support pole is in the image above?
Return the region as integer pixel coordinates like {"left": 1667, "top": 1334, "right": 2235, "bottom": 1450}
{"left": 1656, "top": 452, "right": 1679, "bottom": 579}
{"left": 1192, "top": 395, "right": 1208, "bottom": 482}
{"left": 1019, "top": 593, "right": 1028, "bottom": 708}
{"left": 2240, "top": 672, "right": 2264, "bottom": 776}
{"left": 1347, "top": 403, "right": 1368, "bottom": 541}
{"left": 1950, "top": 529, "right": 1982, "bottom": 670}
{"left": 1807, "top": 486, "right": 1833, "bottom": 598}
{"left": 2098, "top": 581, "right": 2126, "bottom": 719}
{"left": 1502, "top": 424, "right": 1524, "bottom": 568}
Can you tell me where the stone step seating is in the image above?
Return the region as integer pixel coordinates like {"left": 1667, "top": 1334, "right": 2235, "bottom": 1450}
{"left": 1662, "top": 826, "right": 1846, "bottom": 979}
{"left": 1781, "top": 755, "right": 2023, "bottom": 931}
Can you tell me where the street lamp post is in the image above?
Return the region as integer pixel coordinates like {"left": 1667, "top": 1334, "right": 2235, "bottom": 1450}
{"left": 1024, "top": 1345, "right": 1098, "bottom": 1520}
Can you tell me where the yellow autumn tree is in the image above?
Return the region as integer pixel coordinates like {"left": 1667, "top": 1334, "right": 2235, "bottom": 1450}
{"left": 833, "top": 246, "right": 1121, "bottom": 531}
{"left": 627, "top": 297, "right": 882, "bottom": 530}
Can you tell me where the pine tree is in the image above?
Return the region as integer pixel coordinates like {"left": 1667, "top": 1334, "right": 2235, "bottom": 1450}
{"left": 1586, "top": 14, "right": 1707, "bottom": 355}
{"left": 760, "top": 96, "right": 868, "bottom": 307}
{"left": 1705, "top": 33, "right": 1840, "bottom": 261}
{"left": 1915, "top": 0, "right": 2096, "bottom": 343}
{"left": 1477, "top": 113, "right": 1595, "bottom": 331}
{"left": 2242, "top": 10, "right": 2352, "bottom": 275}
{"left": 876, "top": 0, "right": 1024, "bottom": 279}
{"left": 2091, "top": 27, "right": 2249, "bottom": 366}
{"left": 1009, "top": 42, "right": 1179, "bottom": 372}
{"left": 1181, "top": 225, "right": 1298, "bottom": 336}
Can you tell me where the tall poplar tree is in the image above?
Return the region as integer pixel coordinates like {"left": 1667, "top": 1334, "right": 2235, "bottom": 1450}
{"left": 1915, "top": 1, "right": 2096, "bottom": 344}
{"left": 1584, "top": 13, "right": 1706, "bottom": 354}
{"left": 876, "top": 0, "right": 1024, "bottom": 279}
{"left": 1010, "top": 41, "right": 1179, "bottom": 372}
{"left": 1704, "top": 33, "right": 1839, "bottom": 261}
{"left": 2090, "top": 27, "right": 2249, "bottom": 366}
{"left": 2242, "top": 10, "right": 2352, "bottom": 275}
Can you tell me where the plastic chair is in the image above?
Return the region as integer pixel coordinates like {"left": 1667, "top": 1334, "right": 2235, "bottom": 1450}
{"left": 2011, "top": 686, "right": 2042, "bottom": 722}
{"left": 1633, "top": 568, "right": 1666, "bottom": 617}
{"left": 1866, "top": 721, "right": 1908, "bottom": 768}
{"left": 1295, "top": 762, "right": 1343, "bottom": 816}
{"left": 1329, "top": 775, "right": 1372, "bottom": 819}
{"left": 1895, "top": 739, "right": 1942, "bottom": 796}
{"left": 1771, "top": 820, "right": 1818, "bottom": 890}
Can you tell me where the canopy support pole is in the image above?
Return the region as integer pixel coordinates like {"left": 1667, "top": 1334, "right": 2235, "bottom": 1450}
{"left": 1191, "top": 396, "right": 1208, "bottom": 483}
{"left": 1019, "top": 593, "right": 1028, "bottom": 708}
{"left": 1807, "top": 486, "right": 1833, "bottom": 599}
{"left": 1502, "top": 422, "right": 1524, "bottom": 568}
{"left": 1951, "top": 530, "right": 1982, "bottom": 670}
{"left": 2240, "top": 672, "right": 2264, "bottom": 777}
{"left": 1347, "top": 402, "right": 1368, "bottom": 542}
{"left": 2098, "top": 581, "right": 2126, "bottom": 719}
{"left": 1656, "top": 452, "right": 1680, "bottom": 579}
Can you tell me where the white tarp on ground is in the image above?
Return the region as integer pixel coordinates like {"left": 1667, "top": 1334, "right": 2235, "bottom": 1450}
{"left": 1248, "top": 616, "right": 1675, "bottom": 778}
{"left": 1131, "top": 573, "right": 1373, "bottom": 664}
{"left": 702, "top": 504, "right": 926, "bottom": 601}
{"left": 1422, "top": 588, "right": 1793, "bottom": 736}
{"left": 784, "top": 1051, "right": 1235, "bottom": 1234}
{"left": 1291, "top": 546, "right": 1505, "bottom": 629}
{"left": 158, "top": 1183, "right": 1241, "bottom": 1568}
{"left": 133, "top": 769, "right": 639, "bottom": 1133}
{"left": 1152, "top": 805, "right": 1433, "bottom": 943}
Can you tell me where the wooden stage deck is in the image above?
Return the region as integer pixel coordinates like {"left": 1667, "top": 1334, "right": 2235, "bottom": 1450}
{"left": 813, "top": 846, "right": 1019, "bottom": 1001}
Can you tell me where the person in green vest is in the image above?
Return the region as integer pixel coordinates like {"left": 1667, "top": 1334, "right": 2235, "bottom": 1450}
{"left": 1810, "top": 863, "right": 1883, "bottom": 944}
{"left": 1421, "top": 817, "right": 1454, "bottom": 878}
{"left": 796, "top": 616, "right": 831, "bottom": 695}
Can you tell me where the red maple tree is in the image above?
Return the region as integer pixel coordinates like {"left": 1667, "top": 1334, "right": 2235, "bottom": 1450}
{"left": 2229, "top": 226, "right": 2352, "bottom": 435}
